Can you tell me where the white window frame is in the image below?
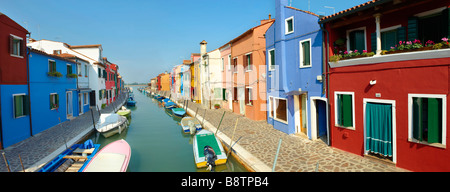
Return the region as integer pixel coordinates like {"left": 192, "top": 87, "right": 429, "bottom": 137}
{"left": 299, "top": 38, "right": 312, "bottom": 68}
{"left": 12, "top": 93, "right": 26, "bottom": 119}
{"left": 285, "top": 16, "right": 294, "bottom": 35}
{"left": 346, "top": 26, "right": 367, "bottom": 52}
{"left": 84, "top": 92, "right": 88, "bottom": 105}
{"left": 268, "top": 96, "right": 274, "bottom": 118}
{"left": 268, "top": 48, "right": 275, "bottom": 71}
{"left": 221, "top": 57, "right": 224, "bottom": 72}
{"left": 245, "top": 52, "right": 253, "bottom": 72}
{"left": 48, "top": 59, "right": 56, "bottom": 73}
{"left": 273, "top": 97, "right": 288, "bottom": 124}
{"left": 334, "top": 91, "right": 356, "bottom": 130}
{"left": 228, "top": 54, "right": 231, "bottom": 71}
{"left": 10, "top": 34, "right": 23, "bottom": 58}
{"left": 407, "top": 94, "right": 447, "bottom": 148}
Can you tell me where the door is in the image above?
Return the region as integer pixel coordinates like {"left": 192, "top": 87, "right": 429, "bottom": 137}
{"left": 238, "top": 87, "right": 245, "bottom": 115}
{"left": 66, "top": 91, "right": 73, "bottom": 118}
{"left": 78, "top": 93, "right": 83, "bottom": 115}
{"left": 90, "top": 91, "right": 96, "bottom": 107}
{"left": 365, "top": 102, "right": 393, "bottom": 160}
{"left": 298, "top": 94, "right": 307, "bottom": 135}
{"left": 316, "top": 100, "right": 327, "bottom": 138}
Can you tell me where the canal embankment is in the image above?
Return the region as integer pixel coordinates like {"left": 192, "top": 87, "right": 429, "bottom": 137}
{"left": 0, "top": 92, "right": 128, "bottom": 172}
{"left": 155, "top": 90, "right": 409, "bottom": 172}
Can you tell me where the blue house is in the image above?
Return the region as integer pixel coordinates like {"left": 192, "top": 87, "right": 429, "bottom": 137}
{"left": 28, "top": 48, "right": 82, "bottom": 135}
{"left": 266, "top": 0, "right": 327, "bottom": 142}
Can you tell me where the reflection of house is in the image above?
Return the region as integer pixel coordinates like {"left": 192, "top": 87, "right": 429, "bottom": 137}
{"left": 0, "top": 12, "right": 31, "bottom": 149}
{"left": 265, "top": 0, "right": 325, "bottom": 142}
{"left": 229, "top": 16, "right": 273, "bottom": 121}
{"left": 321, "top": 0, "right": 450, "bottom": 171}
{"left": 29, "top": 49, "right": 81, "bottom": 137}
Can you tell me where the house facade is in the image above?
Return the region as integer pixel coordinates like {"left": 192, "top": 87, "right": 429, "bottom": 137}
{"left": 200, "top": 46, "right": 222, "bottom": 109}
{"left": 265, "top": 0, "right": 326, "bottom": 141}
{"left": 229, "top": 17, "right": 273, "bottom": 121}
{"left": 220, "top": 43, "right": 233, "bottom": 110}
{"left": 0, "top": 12, "right": 31, "bottom": 149}
{"left": 321, "top": 0, "right": 450, "bottom": 171}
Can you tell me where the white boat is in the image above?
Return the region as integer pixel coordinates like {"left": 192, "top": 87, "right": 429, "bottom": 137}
{"left": 180, "top": 117, "right": 202, "bottom": 134}
{"left": 96, "top": 113, "right": 128, "bottom": 138}
{"left": 193, "top": 129, "right": 227, "bottom": 169}
{"left": 116, "top": 106, "right": 131, "bottom": 117}
{"left": 82, "top": 139, "right": 131, "bottom": 172}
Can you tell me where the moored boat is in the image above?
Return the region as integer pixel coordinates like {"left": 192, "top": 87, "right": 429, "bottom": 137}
{"left": 116, "top": 106, "right": 131, "bottom": 117}
{"left": 180, "top": 117, "right": 202, "bottom": 134}
{"left": 81, "top": 139, "right": 131, "bottom": 172}
{"left": 192, "top": 130, "right": 227, "bottom": 169}
{"left": 171, "top": 108, "right": 186, "bottom": 117}
{"left": 127, "top": 97, "right": 136, "bottom": 106}
{"left": 96, "top": 113, "right": 129, "bottom": 138}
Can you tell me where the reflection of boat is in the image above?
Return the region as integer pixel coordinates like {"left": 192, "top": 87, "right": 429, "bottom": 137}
{"left": 171, "top": 108, "right": 186, "bottom": 117}
{"left": 180, "top": 117, "right": 202, "bottom": 134}
{"left": 82, "top": 139, "right": 131, "bottom": 172}
{"left": 96, "top": 113, "right": 128, "bottom": 138}
{"left": 38, "top": 139, "right": 100, "bottom": 172}
{"left": 193, "top": 130, "right": 227, "bottom": 169}
{"left": 116, "top": 106, "right": 131, "bottom": 117}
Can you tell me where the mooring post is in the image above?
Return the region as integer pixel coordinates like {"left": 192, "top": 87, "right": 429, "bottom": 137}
{"left": 215, "top": 111, "right": 226, "bottom": 135}
{"left": 272, "top": 138, "right": 282, "bottom": 172}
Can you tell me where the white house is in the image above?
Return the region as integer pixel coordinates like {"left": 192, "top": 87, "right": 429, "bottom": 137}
{"left": 199, "top": 40, "right": 222, "bottom": 109}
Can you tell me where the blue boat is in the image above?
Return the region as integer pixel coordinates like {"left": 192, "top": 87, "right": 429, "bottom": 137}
{"left": 127, "top": 97, "right": 136, "bottom": 106}
{"left": 171, "top": 108, "right": 186, "bottom": 117}
{"left": 164, "top": 101, "right": 177, "bottom": 109}
{"left": 38, "top": 139, "right": 100, "bottom": 172}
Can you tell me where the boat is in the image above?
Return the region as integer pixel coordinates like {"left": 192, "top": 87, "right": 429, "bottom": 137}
{"left": 164, "top": 101, "right": 177, "bottom": 109}
{"left": 171, "top": 108, "right": 186, "bottom": 117}
{"left": 96, "top": 113, "right": 129, "bottom": 138}
{"left": 38, "top": 139, "right": 100, "bottom": 172}
{"left": 180, "top": 117, "right": 202, "bottom": 134}
{"left": 127, "top": 97, "right": 136, "bottom": 106}
{"left": 193, "top": 130, "right": 227, "bottom": 169}
{"left": 81, "top": 139, "right": 131, "bottom": 172}
{"left": 116, "top": 106, "right": 131, "bottom": 117}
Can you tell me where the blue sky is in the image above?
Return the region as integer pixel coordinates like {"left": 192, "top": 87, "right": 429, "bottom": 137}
{"left": 2, "top": 0, "right": 369, "bottom": 84}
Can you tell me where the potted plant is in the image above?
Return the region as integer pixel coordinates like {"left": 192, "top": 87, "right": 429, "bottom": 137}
{"left": 47, "top": 71, "right": 63, "bottom": 77}
{"left": 214, "top": 104, "right": 220, "bottom": 109}
{"left": 67, "top": 73, "right": 78, "bottom": 78}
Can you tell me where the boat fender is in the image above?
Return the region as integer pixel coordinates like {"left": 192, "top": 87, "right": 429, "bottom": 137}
{"left": 82, "top": 139, "right": 94, "bottom": 149}
{"left": 203, "top": 146, "right": 217, "bottom": 172}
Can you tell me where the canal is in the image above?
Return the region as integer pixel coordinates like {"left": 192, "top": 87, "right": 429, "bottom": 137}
{"left": 87, "top": 88, "right": 248, "bottom": 172}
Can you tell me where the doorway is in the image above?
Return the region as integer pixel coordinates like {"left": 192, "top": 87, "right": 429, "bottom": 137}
{"left": 78, "top": 93, "right": 83, "bottom": 115}
{"left": 294, "top": 93, "right": 308, "bottom": 137}
{"left": 310, "top": 97, "right": 329, "bottom": 144}
{"left": 66, "top": 91, "right": 73, "bottom": 118}
{"left": 238, "top": 87, "right": 245, "bottom": 115}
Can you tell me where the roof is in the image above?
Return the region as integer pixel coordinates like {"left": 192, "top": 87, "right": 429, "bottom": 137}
{"left": 30, "top": 48, "right": 77, "bottom": 64}
{"left": 319, "top": 0, "right": 390, "bottom": 23}
{"left": 0, "top": 12, "right": 29, "bottom": 34}
{"left": 228, "top": 19, "right": 275, "bottom": 45}
{"left": 285, "top": 6, "right": 319, "bottom": 17}
{"left": 69, "top": 44, "right": 102, "bottom": 49}
{"left": 54, "top": 53, "right": 90, "bottom": 63}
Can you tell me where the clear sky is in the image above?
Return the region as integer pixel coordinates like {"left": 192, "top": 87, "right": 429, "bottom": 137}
{"left": 2, "top": 0, "right": 369, "bottom": 84}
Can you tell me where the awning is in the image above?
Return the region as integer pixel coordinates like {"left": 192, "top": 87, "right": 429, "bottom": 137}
{"left": 284, "top": 90, "right": 307, "bottom": 96}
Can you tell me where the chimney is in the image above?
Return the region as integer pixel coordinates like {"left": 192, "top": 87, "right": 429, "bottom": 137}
{"left": 269, "top": 14, "right": 271, "bottom": 20}
{"left": 200, "top": 40, "right": 207, "bottom": 55}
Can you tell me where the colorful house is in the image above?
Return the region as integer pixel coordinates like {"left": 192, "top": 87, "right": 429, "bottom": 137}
{"left": 265, "top": 0, "right": 326, "bottom": 141}
{"left": 28, "top": 48, "right": 81, "bottom": 136}
{"left": 220, "top": 43, "right": 233, "bottom": 110}
{"left": 190, "top": 53, "right": 201, "bottom": 102}
{"left": 181, "top": 60, "right": 192, "bottom": 100}
{"left": 229, "top": 16, "right": 274, "bottom": 121}
{"left": 320, "top": 0, "right": 450, "bottom": 171}
{"left": 0, "top": 12, "right": 31, "bottom": 149}
{"left": 199, "top": 41, "right": 222, "bottom": 109}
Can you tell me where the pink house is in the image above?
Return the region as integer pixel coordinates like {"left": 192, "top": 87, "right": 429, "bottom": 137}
{"left": 220, "top": 43, "right": 233, "bottom": 110}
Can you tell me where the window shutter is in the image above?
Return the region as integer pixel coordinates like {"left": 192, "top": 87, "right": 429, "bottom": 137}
{"left": 20, "top": 39, "right": 25, "bottom": 57}
{"left": 412, "top": 97, "right": 423, "bottom": 141}
{"left": 342, "top": 94, "right": 352, "bottom": 127}
{"left": 249, "top": 54, "right": 253, "bottom": 70}
{"left": 243, "top": 56, "right": 247, "bottom": 71}
{"left": 427, "top": 98, "right": 442, "bottom": 143}
{"left": 53, "top": 62, "right": 56, "bottom": 72}
{"left": 447, "top": 8, "right": 450, "bottom": 38}
{"left": 407, "top": 17, "right": 419, "bottom": 41}
{"left": 14, "top": 95, "right": 22, "bottom": 118}
{"left": 50, "top": 95, "right": 52, "bottom": 109}
{"left": 302, "top": 41, "right": 310, "bottom": 66}
{"left": 396, "top": 26, "right": 406, "bottom": 42}
{"left": 23, "top": 95, "right": 30, "bottom": 115}
{"left": 370, "top": 32, "right": 377, "bottom": 52}
{"left": 245, "top": 88, "right": 249, "bottom": 104}
{"left": 56, "top": 94, "right": 59, "bottom": 107}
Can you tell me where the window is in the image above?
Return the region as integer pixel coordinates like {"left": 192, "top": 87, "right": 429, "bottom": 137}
{"left": 268, "top": 96, "right": 274, "bottom": 118}
{"left": 274, "top": 97, "right": 288, "bottom": 123}
{"left": 245, "top": 87, "right": 253, "bottom": 105}
{"left": 416, "top": 9, "right": 449, "bottom": 44}
{"left": 285, "top": 16, "right": 294, "bottom": 35}
{"left": 299, "top": 39, "right": 311, "bottom": 68}
{"left": 67, "top": 64, "right": 73, "bottom": 75}
{"left": 13, "top": 94, "right": 29, "bottom": 118}
{"left": 245, "top": 53, "right": 252, "bottom": 71}
{"left": 53, "top": 50, "right": 61, "bottom": 55}
{"left": 347, "top": 27, "right": 366, "bottom": 52}
{"left": 10, "top": 35, "right": 23, "bottom": 57}
{"left": 50, "top": 93, "right": 59, "bottom": 110}
{"left": 49, "top": 60, "right": 56, "bottom": 73}
{"left": 84, "top": 93, "right": 88, "bottom": 105}
{"left": 268, "top": 49, "right": 275, "bottom": 71}
{"left": 381, "top": 30, "right": 398, "bottom": 50}
{"left": 335, "top": 92, "right": 354, "bottom": 128}
{"left": 98, "top": 68, "right": 101, "bottom": 78}
{"left": 409, "top": 94, "right": 446, "bottom": 146}
{"left": 233, "top": 87, "right": 238, "bottom": 101}
{"left": 85, "top": 64, "right": 88, "bottom": 77}
{"left": 77, "top": 64, "right": 82, "bottom": 76}
{"left": 228, "top": 55, "right": 231, "bottom": 71}
{"left": 221, "top": 58, "right": 224, "bottom": 71}
{"left": 222, "top": 88, "right": 227, "bottom": 101}
{"left": 233, "top": 57, "right": 238, "bottom": 73}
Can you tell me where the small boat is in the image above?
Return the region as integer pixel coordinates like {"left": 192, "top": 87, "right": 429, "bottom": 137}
{"left": 193, "top": 130, "right": 227, "bottom": 169}
{"left": 38, "top": 139, "right": 100, "bottom": 172}
{"left": 171, "top": 108, "right": 186, "bottom": 117}
{"left": 164, "top": 101, "right": 177, "bottom": 109}
{"left": 81, "top": 139, "right": 131, "bottom": 172}
{"left": 180, "top": 117, "right": 202, "bottom": 134}
{"left": 127, "top": 97, "right": 136, "bottom": 106}
{"left": 116, "top": 106, "right": 131, "bottom": 117}
{"left": 96, "top": 113, "right": 128, "bottom": 138}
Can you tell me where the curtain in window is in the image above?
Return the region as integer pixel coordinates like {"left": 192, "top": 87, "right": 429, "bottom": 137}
{"left": 365, "top": 102, "right": 392, "bottom": 157}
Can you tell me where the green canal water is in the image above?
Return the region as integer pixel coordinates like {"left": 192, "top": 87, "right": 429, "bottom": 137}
{"left": 87, "top": 88, "right": 248, "bottom": 172}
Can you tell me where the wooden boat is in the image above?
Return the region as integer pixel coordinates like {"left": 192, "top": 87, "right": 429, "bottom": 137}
{"left": 127, "top": 98, "right": 136, "bottom": 106}
{"left": 171, "top": 108, "right": 186, "bottom": 117}
{"left": 96, "top": 113, "right": 129, "bottom": 138}
{"left": 38, "top": 139, "right": 100, "bottom": 172}
{"left": 116, "top": 106, "right": 131, "bottom": 117}
{"left": 164, "top": 101, "right": 177, "bottom": 109}
{"left": 82, "top": 139, "right": 131, "bottom": 172}
{"left": 180, "top": 117, "right": 202, "bottom": 134}
{"left": 192, "top": 130, "right": 227, "bottom": 169}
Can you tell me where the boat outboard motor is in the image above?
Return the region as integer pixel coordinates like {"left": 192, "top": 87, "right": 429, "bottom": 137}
{"left": 203, "top": 145, "right": 217, "bottom": 172}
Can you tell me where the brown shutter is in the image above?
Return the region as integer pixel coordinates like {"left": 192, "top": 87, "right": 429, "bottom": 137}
{"left": 243, "top": 56, "right": 247, "bottom": 71}
{"left": 249, "top": 54, "right": 253, "bottom": 70}
{"left": 245, "top": 88, "right": 249, "bottom": 104}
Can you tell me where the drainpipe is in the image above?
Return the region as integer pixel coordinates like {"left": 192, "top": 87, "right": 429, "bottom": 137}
{"left": 26, "top": 33, "right": 33, "bottom": 137}
{"left": 320, "top": 23, "right": 330, "bottom": 146}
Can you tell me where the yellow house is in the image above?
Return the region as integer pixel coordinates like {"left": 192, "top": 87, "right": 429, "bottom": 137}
{"left": 190, "top": 53, "right": 201, "bottom": 103}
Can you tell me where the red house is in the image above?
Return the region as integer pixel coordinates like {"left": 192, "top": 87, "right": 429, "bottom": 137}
{"left": 104, "top": 57, "right": 115, "bottom": 105}
{"left": 320, "top": 0, "right": 450, "bottom": 171}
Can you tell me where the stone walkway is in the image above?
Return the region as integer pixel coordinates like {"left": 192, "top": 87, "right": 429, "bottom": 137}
{"left": 0, "top": 92, "right": 128, "bottom": 172}
{"left": 164, "top": 91, "right": 409, "bottom": 172}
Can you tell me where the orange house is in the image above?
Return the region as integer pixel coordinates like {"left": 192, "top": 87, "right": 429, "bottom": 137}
{"left": 230, "top": 17, "right": 274, "bottom": 121}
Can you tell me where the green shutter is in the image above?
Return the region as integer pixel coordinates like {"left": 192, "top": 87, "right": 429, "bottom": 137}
{"left": 98, "top": 68, "right": 101, "bottom": 78}
{"left": 381, "top": 30, "right": 397, "bottom": 50}
{"left": 427, "top": 98, "right": 442, "bottom": 143}
{"left": 271, "top": 50, "right": 275, "bottom": 67}
{"left": 14, "top": 95, "right": 23, "bottom": 118}
{"left": 407, "top": 17, "right": 419, "bottom": 41}
{"left": 338, "top": 95, "right": 343, "bottom": 126}
{"left": 412, "top": 97, "right": 423, "bottom": 141}
{"left": 302, "top": 41, "right": 310, "bottom": 66}
{"left": 342, "top": 94, "right": 353, "bottom": 127}
{"left": 53, "top": 62, "right": 56, "bottom": 72}
{"left": 370, "top": 32, "right": 377, "bottom": 52}
{"left": 396, "top": 26, "right": 406, "bottom": 42}
{"left": 22, "top": 95, "right": 29, "bottom": 116}
{"left": 56, "top": 94, "right": 59, "bottom": 108}
{"left": 50, "top": 95, "right": 52, "bottom": 109}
